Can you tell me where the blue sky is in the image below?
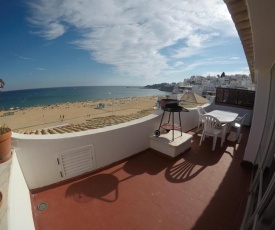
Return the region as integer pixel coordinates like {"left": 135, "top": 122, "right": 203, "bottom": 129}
{"left": 0, "top": 0, "right": 249, "bottom": 91}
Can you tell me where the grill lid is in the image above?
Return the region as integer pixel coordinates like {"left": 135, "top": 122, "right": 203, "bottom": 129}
{"left": 159, "top": 99, "right": 189, "bottom": 112}
{"left": 160, "top": 99, "right": 179, "bottom": 108}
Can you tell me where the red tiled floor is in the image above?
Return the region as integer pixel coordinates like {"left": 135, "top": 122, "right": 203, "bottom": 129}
{"left": 31, "top": 127, "right": 252, "bottom": 230}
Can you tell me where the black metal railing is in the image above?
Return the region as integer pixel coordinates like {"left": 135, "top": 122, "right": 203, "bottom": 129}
{"left": 215, "top": 87, "right": 255, "bottom": 109}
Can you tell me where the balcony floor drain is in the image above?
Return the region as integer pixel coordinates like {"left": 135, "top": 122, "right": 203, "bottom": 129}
{"left": 37, "top": 202, "right": 48, "bottom": 211}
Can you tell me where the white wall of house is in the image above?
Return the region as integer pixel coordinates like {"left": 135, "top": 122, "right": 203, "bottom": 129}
{"left": 243, "top": 69, "right": 270, "bottom": 163}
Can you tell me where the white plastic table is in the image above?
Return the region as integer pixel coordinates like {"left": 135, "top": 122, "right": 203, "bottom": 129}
{"left": 205, "top": 110, "right": 238, "bottom": 123}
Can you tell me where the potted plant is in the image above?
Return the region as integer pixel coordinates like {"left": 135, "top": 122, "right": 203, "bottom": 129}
{"left": 0, "top": 79, "right": 12, "bottom": 163}
{"left": 0, "top": 124, "right": 12, "bottom": 163}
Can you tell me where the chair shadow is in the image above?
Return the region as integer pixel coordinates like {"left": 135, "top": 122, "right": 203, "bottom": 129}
{"left": 196, "top": 128, "right": 246, "bottom": 159}
{"left": 165, "top": 160, "right": 207, "bottom": 183}
{"left": 191, "top": 127, "right": 252, "bottom": 230}
{"left": 165, "top": 131, "right": 226, "bottom": 183}
{"left": 224, "top": 133, "right": 246, "bottom": 158}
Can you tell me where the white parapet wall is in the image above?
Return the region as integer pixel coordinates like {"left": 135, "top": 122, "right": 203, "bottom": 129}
{"left": 12, "top": 112, "right": 162, "bottom": 190}
{"left": 11, "top": 106, "right": 210, "bottom": 190}
{"left": 8, "top": 151, "right": 35, "bottom": 230}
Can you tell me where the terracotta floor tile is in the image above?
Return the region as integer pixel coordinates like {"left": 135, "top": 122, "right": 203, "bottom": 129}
{"left": 31, "top": 127, "right": 252, "bottom": 230}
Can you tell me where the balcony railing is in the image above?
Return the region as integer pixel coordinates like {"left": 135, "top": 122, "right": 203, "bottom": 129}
{"left": 215, "top": 87, "right": 255, "bottom": 109}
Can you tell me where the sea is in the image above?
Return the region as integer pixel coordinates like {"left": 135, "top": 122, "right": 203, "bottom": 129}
{"left": 0, "top": 86, "right": 170, "bottom": 111}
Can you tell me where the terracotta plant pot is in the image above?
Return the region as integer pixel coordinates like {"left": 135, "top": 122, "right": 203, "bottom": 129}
{"left": 0, "top": 130, "right": 12, "bottom": 163}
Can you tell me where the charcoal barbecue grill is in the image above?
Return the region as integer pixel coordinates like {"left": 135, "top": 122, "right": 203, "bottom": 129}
{"left": 154, "top": 99, "right": 189, "bottom": 141}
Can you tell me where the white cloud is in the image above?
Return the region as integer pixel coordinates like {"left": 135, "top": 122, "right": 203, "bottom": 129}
{"left": 27, "top": 1, "right": 67, "bottom": 39}
{"left": 173, "top": 61, "right": 184, "bottom": 67}
{"left": 36, "top": 68, "right": 45, "bottom": 71}
{"left": 27, "top": 0, "right": 237, "bottom": 78}
{"left": 187, "top": 35, "right": 206, "bottom": 48}
{"left": 230, "top": 57, "right": 240, "bottom": 60}
{"left": 14, "top": 54, "right": 30, "bottom": 60}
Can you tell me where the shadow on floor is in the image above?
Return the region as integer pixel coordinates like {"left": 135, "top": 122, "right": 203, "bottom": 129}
{"left": 66, "top": 174, "right": 119, "bottom": 203}
{"left": 65, "top": 128, "right": 245, "bottom": 202}
{"left": 65, "top": 150, "right": 169, "bottom": 203}
{"left": 191, "top": 126, "right": 252, "bottom": 230}
{"left": 32, "top": 127, "right": 252, "bottom": 230}
{"left": 164, "top": 130, "right": 228, "bottom": 183}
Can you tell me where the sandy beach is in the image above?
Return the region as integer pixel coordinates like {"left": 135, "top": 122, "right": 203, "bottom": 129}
{"left": 0, "top": 96, "right": 160, "bottom": 133}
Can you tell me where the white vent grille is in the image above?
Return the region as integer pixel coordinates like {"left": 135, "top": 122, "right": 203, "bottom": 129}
{"left": 58, "top": 145, "right": 94, "bottom": 178}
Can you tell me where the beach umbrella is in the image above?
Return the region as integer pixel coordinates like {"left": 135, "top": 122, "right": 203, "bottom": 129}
{"left": 180, "top": 92, "right": 209, "bottom": 104}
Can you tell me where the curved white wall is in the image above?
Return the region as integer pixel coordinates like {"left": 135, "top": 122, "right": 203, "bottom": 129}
{"left": 12, "top": 107, "right": 203, "bottom": 190}
{"left": 12, "top": 97, "right": 257, "bottom": 190}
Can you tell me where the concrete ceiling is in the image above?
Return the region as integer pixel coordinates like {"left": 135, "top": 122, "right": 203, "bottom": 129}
{"left": 247, "top": 0, "right": 275, "bottom": 70}
{"left": 223, "top": 0, "right": 254, "bottom": 81}
{"left": 224, "top": 0, "right": 275, "bottom": 82}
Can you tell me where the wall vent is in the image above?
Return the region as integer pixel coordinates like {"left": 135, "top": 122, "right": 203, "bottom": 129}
{"left": 57, "top": 145, "right": 94, "bottom": 179}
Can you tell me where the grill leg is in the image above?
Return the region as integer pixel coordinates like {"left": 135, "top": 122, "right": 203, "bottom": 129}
{"left": 158, "top": 111, "right": 165, "bottom": 130}
{"left": 179, "top": 112, "right": 182, "bottom": 136}
{"left": 167, "top": 111, "right": 171, "bottom": 123}
{"left": 172, "top": 112, "right": 174, "bottom": 141}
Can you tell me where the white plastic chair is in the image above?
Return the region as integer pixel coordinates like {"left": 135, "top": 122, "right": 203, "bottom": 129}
{"left": 231, "top": 114, "right": 246, "bottom": 141}
{"left": 199, "top": 115, "right": 227, "bottom": 151}
{"left": 196, "top": 106, "right": 207, "bottom": 132}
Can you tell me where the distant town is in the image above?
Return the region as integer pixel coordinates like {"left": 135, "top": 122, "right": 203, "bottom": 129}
{"left": 144, "top": 73, "right": 255, "bottom": 98}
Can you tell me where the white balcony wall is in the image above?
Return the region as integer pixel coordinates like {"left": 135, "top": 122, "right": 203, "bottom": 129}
{"left": 12, "top": 106, "right": 205, "bottom": 190}
{"left": 8, "top": 152, "right": 35, "bottom": 230}
{"left": 11, "top": 95, "right": 257, "bottom": 191}
{"left": 12, "top": 113, "right": 159, "bottom": 190}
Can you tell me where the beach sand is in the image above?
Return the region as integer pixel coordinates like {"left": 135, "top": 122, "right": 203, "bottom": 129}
{"left": 0, "top": 96, "right": 160, "bottom": 133}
